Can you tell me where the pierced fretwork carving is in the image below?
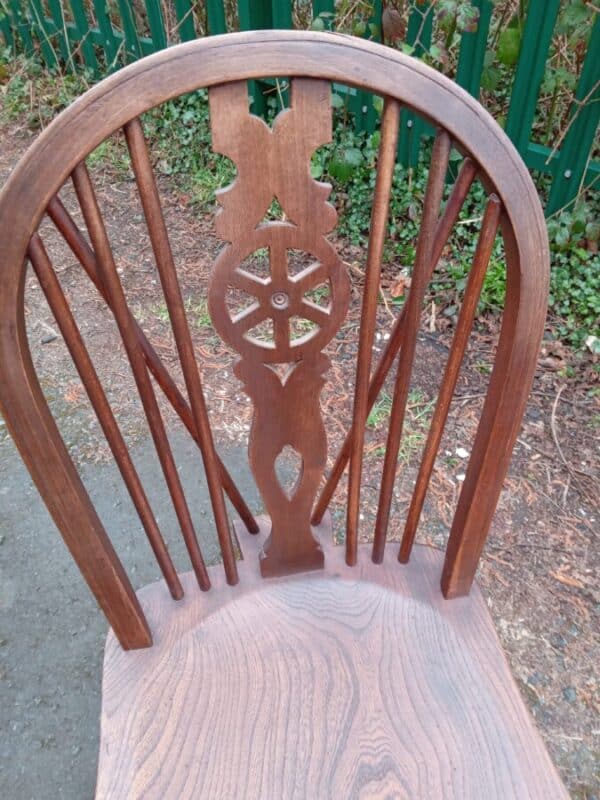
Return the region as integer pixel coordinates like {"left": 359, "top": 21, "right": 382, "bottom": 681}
{"left": 208, "top": 79, "right": 350, "bottom": 576}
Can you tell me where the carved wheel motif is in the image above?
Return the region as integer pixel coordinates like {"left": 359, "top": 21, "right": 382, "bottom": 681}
{"left": 209, "top": 225, "right": 349, "bottom": 363}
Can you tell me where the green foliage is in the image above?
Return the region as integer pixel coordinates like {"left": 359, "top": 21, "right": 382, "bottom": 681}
{"left": 141, "top": 89, "right": 235, "bottom": 205}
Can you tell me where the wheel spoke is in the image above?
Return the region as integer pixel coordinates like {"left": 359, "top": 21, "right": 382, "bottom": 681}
{"left": 232, "top": 268, "right": 270, "bottom": 295}
{"left": 295, "top": 262, "right": 328, "bottom": 290}
{"left": 274, "top": 314, "right": 289, "bottom": 350}
{"left": 300, "top": 299, "right": 330, "bottom": 327}
{"left": 232, "top": 301, "right": 268, "bottom": 333}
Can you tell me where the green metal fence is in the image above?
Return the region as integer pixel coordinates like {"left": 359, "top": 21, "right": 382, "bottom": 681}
{"left": 0, "top": 1, "right": 598, "bottom": 214}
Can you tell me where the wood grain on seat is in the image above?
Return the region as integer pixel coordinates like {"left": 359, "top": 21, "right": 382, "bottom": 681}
{"left": 96, "top": 525, "right": 567, "bottom": 799}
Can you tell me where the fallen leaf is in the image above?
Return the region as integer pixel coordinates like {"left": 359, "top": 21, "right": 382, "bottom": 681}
{"left": 550, "top": 571, "right": 585, "bottom": 589}
{"left": 390, "top": 274, "right": 411, "bottom": 298}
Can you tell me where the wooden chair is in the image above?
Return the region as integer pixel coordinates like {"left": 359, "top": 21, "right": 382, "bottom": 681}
{"left": 0, "top": 31, "right": 567, "bottom": 799}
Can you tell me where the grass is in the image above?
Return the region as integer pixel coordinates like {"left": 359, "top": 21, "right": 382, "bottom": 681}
{"left": 151, "top": 297, "right": 212, "bottom": 329}
{"left": 367, "top": 388, "right": 435, "bottom": 464}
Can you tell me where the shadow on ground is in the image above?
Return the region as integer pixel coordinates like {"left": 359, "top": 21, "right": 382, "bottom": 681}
{"left": 0, "top": 427, "right": 265, "bottom": 799}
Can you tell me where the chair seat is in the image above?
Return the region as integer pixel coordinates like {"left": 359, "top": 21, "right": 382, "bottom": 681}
{"left": 96, "top": 527, "right": 567, "bottom": 799}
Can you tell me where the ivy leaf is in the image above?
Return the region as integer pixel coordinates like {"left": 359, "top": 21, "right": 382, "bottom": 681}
{"left": 328, "top": 147, "right": 363, "bottom": 182}
{"left": 331, "top": 93, "right": 344, "bottom": 110}
{"left": 481, "top": 65, "right": 501, "bottom": 91}
{"left": 311, "top": 16, "right": 325, "bottom": 31}
{"left": 497, "top": 27, "right": 521, "bottom": 66}
{"left": 585, "top": 221, "right": 600, "bottom": 242}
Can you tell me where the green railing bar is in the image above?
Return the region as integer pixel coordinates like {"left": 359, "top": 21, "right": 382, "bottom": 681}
{"left": 91, "top": 0, "right": 120, "bottom": 68}
{"left": 238, "top": 0, "right": 272, "bottom": 117}
{"left": 270, "top": 1, "right": 292, "bottom": 107}
{"left": 115, "top": 0, "right": 142, "bottom": 61}
{"left": 66, "top": 20, "right": 155, "bottom": 59}
{"left": 505, "top": 0, "right": 560, "bottom": 158}
{"left": 455, "top": 0, "right": 492, "bottom": 98}
{"left": 525, "top": 142, "right": 559, "bottom": 176}
{"left": 206, "top": 0, "right": 226, "bottom": 34}
{"left": 546, "top": 13, "right": 600, "bottom": 214}
{"left": 271, "top": 0, "right": 292, "bottom": 29}
{"left": 0, "top": 12, "right": 14, "bottom": 49}
{"left": 28, "top": 0, "right": 58, "bottom": 68}
{"left": 47, "top": 0, "right": 71, "bottom": 64}
{"left": 143, "top": 0, "right": 167, "bottom": 51}
{"left": 348, "top": 0, "right": 382, "bottom": 134}
{"left": 524, "top": 143, "right": 599, "bottom": 186}
{"left": 398, "top": 1, "right": 434, "bottom": 167}
{"left": 8, "top": 0, "right": 35, "bottom": 56}
{"left": 69, "top": 0, "right": 99, "bottom": 72}
{"left": 173, "top": 0, "right": 196, "bottom": 41}
{"left": 312, "top": 0, "right": 334, "bottom": 17}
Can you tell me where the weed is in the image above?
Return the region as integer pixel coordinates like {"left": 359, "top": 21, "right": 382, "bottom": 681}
{"left": 367, "top": 389, "right": 434, "bottom": 463}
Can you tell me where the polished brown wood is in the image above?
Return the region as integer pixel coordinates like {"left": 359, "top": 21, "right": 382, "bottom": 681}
{"left": 312, "top": 157, "right": 478, "bottom": 525}
{"left": 72, "top": 161, "right": 215, "bottom": 590}
{"left": 207, "top": 79, "right": 350, "bottom": 576}
{"left": 0, "top": 30, "right": 550, "bottom": 638}
{"left": 345, "top": 97, "right": 400, "bottom": 567}
{"left": 124, "top": 117, "right": 238, "bottom": 585}
{"left": 46, "top": 195, "right": 259, "bottom": 535}
{"left": 372, "top": 130, "right": 452, "bottom": 563}
{"left": 28, "top": 233, "right": 184, "bottom": 600}
{"left": 96, "top": 529, "right": 568, "bottom": 799}
{"left": 399, "top": 195, "right": 502, "bottom": 563}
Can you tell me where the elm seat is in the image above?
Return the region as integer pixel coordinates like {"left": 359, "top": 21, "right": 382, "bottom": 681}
{"left": 0, "top": 30, "right": 567, "bottom": 798}
{"left": 96, "top": 530, "right": 566, "bottom": 799}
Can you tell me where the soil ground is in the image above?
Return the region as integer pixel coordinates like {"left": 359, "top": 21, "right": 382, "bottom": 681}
{"left": 0, "top": 117, "right": 598, "bottom": 799}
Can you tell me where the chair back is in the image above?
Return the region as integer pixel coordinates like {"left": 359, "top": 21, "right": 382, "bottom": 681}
{"left": 0, "top": 31, "right": 548, "bottom": 648}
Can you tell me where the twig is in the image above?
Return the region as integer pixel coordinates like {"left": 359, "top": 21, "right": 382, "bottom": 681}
{"left": 550, "top": 384, "right": 569, "bottom": 470}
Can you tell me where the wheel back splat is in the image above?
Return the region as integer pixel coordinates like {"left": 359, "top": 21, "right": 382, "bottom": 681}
{"left": 208, "top": 79, "right": 350, "bottom": 577}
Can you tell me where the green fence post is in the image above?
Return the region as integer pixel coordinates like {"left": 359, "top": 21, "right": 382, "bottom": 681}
{"left": 69, "top": 0, "right": 99, "bottom": 73}
{"left": 206, "top": 0, "right": 226, "bottom": 35}
{"left": 8, "top": 1, "right": 35, "bottom": 56}
{"left": 115, "top": 0, "right": 142, "bottom": 62}
{"left": 28, "top": 0, "right": 58, "bottom": 68}
{"left": 143, "top": 0, "right": 167, "bottom": 50}
{"left": 505, "top": 0, "right": 560, "bottom": 159}
{"left": 271, "top": 0, "right": 292, "bottom": 29}
{"left": 91, "top": 0, "right": 120, "bottom": 68}
{"left": 347, "top": 0, "right": 382, "bottom": 134}
{"left": 173, "top": 0, "right": 196, "bottom": 41}
{"left": 398, "top": 1, "right": 434, "bottom": 167}
{"left": 546, "top": 14, "right": 600, "bottom": 214}
{"left": 47, "top": 0, "right": 71, "bottom": 64}
{"left": 270, "top": 1, "right": 292, "bottom": 107}
{"left": 455, "top": 0, "right": 493, "bottom": 98}
{"left": 312, "top": 0, "right": 334, "bottom": 16}
{"left": 238, "top": 0, "right": 272, "bottom": 116}
{"left": 0, "top": 11, "right": 14, "bottom": 50}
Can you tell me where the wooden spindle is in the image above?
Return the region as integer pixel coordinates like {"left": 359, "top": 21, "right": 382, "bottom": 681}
{"left": 345, "top": 97, "right": 401, "bottom": 567}
{"left": 312, "top": 158, "right": 477, "bottom": 525}
{"left": 399, "top": 195, "right": 502, "bottom": 563}
{"left": 71, "top": 162, "right": 214, "bottom": 590}
{"left": 28, "top": 233, "right": 184, "bottom": 600}
{"left": 371, "top": 130, "right": 451, "bottom": 564}
{"left": 124, "top": 117, "right": 238, "bottom": 586}
{"left": 46, "top": 196, "right": 259, "bottom": 535}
